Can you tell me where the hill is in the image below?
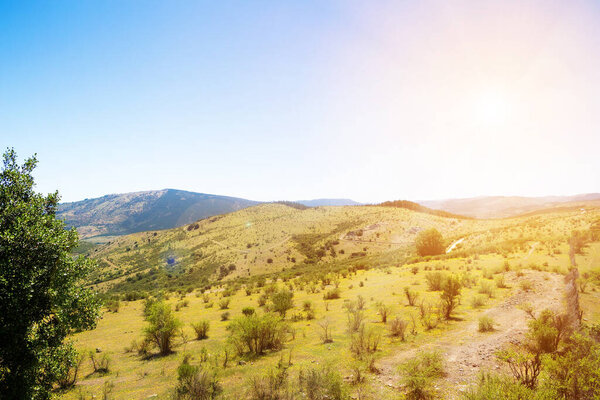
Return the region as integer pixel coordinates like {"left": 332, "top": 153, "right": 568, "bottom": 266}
{"left": 85, "top": 201, "right": 600, "bottom": 295}
{"left": 376, "top": 199, "right": 472, "bottom": 219}
{"left": 58, "top": 189, "right": 259, "bottom": 238}
{"left": 65, "top": 201, "right": 600, "bottom": 400}
{"left": 420, "top": 193, "right": 600, "bottom": 218}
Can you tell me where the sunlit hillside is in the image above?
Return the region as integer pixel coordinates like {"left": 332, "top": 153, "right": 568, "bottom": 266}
{"left": 87, "top": 203, "right": 600, "bottom": 295}
{"left": 60, "top": 203, "right": 600, "bottom": 399}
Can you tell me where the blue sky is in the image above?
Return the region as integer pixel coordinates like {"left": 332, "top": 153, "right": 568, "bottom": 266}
{"left": 2, "top": 1, "right": 599, "bottom": 203}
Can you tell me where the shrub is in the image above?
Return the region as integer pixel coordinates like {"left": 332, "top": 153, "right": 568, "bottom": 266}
{"left": 349, "top": 325, "right": 380, "bottom": 359}
{"left": 495, "top": 275, "right": 508, "bottom": 288}
{"left": 471, "top": 295, "right": 487, "bottom": 309}
{"left": 303, "top": 300, "right": 313, "bottom": 312}
{"left": 478, "top": 282, "right": 495, "bottom": 298}
{"left": 415, "top": 228, "right": 445, "bottom": 256}
{"left": 220, "top": 312, "right": 230, "bottom": 321}
{"left": 376, "top": 302, "right": 390, "bottom": 323}
{"left": 411, "top": 266, "right": 420, "bottom": 275}
{"left": 389, "top": 317, "right": 408, "bottom": 340}
{"left": 520, "top": 280, "right": 533, "bottom": 292}
{"left": 526, "top": 309, "right": 570, "bottom": 354}
{"left": 271, "top": 289, "right": 294, "bottom": 318}
{"left": 227, "top": 313, "right": 288, "bottom": 356}
{"left": 89, "top": 351, "right": 111, "bottom": 374}
{"left": 106, "top": 299, "right": 120, "bottom": 313}
{"left": 298, "top": 367, "right": 348, "bottom": 400}
{"left": 543, "top": 332, "right": 600, "bottom": 399}
{"left": 425, "top": 272, "right": 446, "bottom": 291}
{"left": 247, "top": 365, "right": 291, "bottom": 400}
{"left": 496, "top": 348, "right": 542, "bottom": 389}
{"left": 175, "top": 355, "right": 222, "bottom": 400}
{"left": 144, "top": 301, "right": 181, "bottom": 355}
{"left": 346, "top": 309, "right": 365, "bottom": 333}
{"left": 356, "top": 295, "right": 366, "bottom": 310}
{"left": 419, "top": 302, "right": 439, "bottom": 331}
{"left": 323, "top": 288, "right": 341, "bottom": 300}
{"left": 478, "top": 316, "right": 495, "bottom": 332}
{"left": 191, "top": 320, "right": 210, "bottom": 340}
{"left": 218, "top": 298, "right": 230, "bottom": 310}
{"left": 404, "top": 287, "right": 420, "bottom": 306}
{"left": 318, "top": 319, "right": 333, "bottom": 343}
{"left": 440, "top": 276, "right": 461, "bottom": 320}
{"left": 400, "top": 351, "right": 444, "bottom": 400}
{"left": 258, "top": 293, "right": 268, "bottom": 307}
{"left": 242, "top": 307, "right": 255, "bottom": 316}
{"left": 462, "top": 373, "right": 538, "bottom": 400}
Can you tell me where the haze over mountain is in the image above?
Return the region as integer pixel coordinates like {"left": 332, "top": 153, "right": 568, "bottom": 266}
{"left": 296, "top": 198, "right": 362, "bottom": 207}
{"left": 58, "top": 189, "right": 259, "bottom": 238}
{"left": 420, "top": 193, "right": 600, "bottom": 219}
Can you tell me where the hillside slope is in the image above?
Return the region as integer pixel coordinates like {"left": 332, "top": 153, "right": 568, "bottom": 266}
{"left": 58, "top": 189, "right": 259, "bottom": 238}
{"left": 420, "top": 193, "right": 600, "bottom": 218}
{"left": 86, "top": 202, "right": 600, "bottom": 294}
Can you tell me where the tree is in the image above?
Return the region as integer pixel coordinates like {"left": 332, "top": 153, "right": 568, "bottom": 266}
{"left": 144, "top": 300, "right": 181, "bottom": 355}
{"left": 271, "top": 289, "right": 294, "bottom": 318}
{"left": 415, "top": 228, "right": 445, "bottom": 256}
{"left": 0, "top": 149, "right": 101, "bottom": 398}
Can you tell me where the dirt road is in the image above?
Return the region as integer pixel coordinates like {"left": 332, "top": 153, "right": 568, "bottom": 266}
{"left": 377, "top": 270, "right": 564, "bottom": 398}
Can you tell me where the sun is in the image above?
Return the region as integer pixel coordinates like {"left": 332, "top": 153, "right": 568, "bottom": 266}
{"left": 473, "top": 88, "right": 511, "bottom": 127}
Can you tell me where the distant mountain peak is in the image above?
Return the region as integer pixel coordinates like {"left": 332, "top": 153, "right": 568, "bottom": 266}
{"left": 58, "top": 189, "right": 259, "bottom": 238}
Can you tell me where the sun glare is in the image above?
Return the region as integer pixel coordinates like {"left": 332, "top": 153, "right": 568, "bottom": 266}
{"left": 473, "top": 88, "right": 511, "bottom": 127}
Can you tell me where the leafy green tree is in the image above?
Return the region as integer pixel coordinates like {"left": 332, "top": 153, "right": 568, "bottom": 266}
{"left": 0, "top": 149, "right": 100, "bottom": 398}
{"left": 271, "top": 289, "right": 294, "bottom": 318}
{"left": 415, "top": 228, "right": 445, "bottom": 256}
{"left": 144, "top": 300, "right": 181, "bottom": 355}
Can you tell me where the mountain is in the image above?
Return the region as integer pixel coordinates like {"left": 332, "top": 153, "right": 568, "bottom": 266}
{"left": 419, "top": 194, "right": 600, "bottom": 219}
{"left": 376, "top": 199, "right": 472, "bottom": 219}
{"left": 58, "top": 189, "right": 259, "bottom": 238}
{"left": 296, "top": 198, "right": 362, "bottom": 207}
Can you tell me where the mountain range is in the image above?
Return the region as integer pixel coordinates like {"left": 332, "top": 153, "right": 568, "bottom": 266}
{"left": 59, "top": 189, "right": 600, "bottom": 239}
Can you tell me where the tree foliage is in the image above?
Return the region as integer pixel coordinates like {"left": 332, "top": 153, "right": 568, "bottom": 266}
{"left": 270, "top": 289, "right": 294, "bottom": 318}
{"left": 0, "top": 149, "right": 100, "bottom": 398}
{"left": 415, "top": 228, "right": 445, "bottom": 256}
{"left": 144, "top": 300, "right": 181, "bottom": 355}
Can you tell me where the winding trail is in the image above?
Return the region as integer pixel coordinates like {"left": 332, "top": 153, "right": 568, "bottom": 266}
{"left": 377, "top": 270, "right": 564, "bottom": 398}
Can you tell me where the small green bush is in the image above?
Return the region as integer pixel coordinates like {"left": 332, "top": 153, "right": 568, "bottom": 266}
{"left": 191, "top": 320, "right": 210, "bottom": 340}
{"left": 175, "top": 355, "right": 222, "bottom": 400}
{"left": 400, "top": 351, "right": 444, "bottom": 400}
{"left": 218, "top": 298, "right": 230, "bottom": 310}
{"left": 478, "top": 316, "right": 495, "bottom": 332}
{"left": 227, "top": 313, "right": 288, "bottom": 356}
{"left": 323, "top": 288, "right": 341, "bottom": 300}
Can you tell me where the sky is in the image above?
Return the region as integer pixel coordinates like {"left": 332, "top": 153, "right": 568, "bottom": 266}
{"left": 1, "top": 0, "right": 599, "bottom": 203}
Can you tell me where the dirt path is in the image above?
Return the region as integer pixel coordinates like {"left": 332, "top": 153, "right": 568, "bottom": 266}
{"left": 446, "top": 237, "right": 465, "bottom": 254}
{"left": 377, "top": 270, "right": 564, "bottom": 398}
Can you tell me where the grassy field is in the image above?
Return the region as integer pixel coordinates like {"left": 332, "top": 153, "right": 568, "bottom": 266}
{"left": 61, "top": 204, "right": 600, "bottom": 399}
